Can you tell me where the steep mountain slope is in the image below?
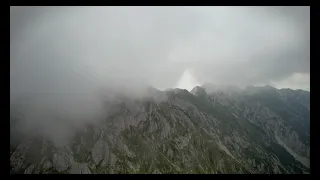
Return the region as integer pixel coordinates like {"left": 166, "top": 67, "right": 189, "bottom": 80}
{"left": 10, "top": 85, "right": 310, "bottom": 174}
{"left": 195, "top": 85, "right": 310, "bottom": 171}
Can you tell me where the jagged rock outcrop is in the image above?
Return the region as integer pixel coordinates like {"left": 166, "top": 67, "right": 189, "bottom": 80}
{"left": 10, "top": 85, "right": 310, "bottom": 174}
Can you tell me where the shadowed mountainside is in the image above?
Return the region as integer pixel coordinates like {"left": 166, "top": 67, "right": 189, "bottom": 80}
{"left": 10, "top": 84, "right": 310, "bottom": 174}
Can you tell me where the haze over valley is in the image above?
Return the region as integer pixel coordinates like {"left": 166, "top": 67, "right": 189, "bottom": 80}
{"left": 10, "top": 6, "right": 310, "bottom": 174}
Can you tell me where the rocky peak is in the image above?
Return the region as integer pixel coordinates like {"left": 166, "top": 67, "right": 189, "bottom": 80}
{"left": 10, "top": 84, "right": 310, "bottom": 174}
{"left": 190, "top": 86, "right": 207, "bottom": 97}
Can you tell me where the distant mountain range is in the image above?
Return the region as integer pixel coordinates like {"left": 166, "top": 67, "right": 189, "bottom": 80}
{"left": 10, "top": 84, "right": 310, "bottom": 174}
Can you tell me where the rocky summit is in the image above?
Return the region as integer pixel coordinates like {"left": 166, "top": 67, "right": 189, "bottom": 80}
{"left": 10, "top": 84, "right": 310, "bottom": 174}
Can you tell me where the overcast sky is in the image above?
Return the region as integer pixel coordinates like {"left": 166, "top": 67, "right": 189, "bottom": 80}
{"left": 10, "top": 6, "right": 310, "bottom": 92}
{"left": 10, "top": 6, "right": 310, "bottom": 145}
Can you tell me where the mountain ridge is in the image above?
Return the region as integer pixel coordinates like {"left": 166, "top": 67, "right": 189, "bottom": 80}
{"left": 10, "top": 84, "right": 310, "bottom": 174}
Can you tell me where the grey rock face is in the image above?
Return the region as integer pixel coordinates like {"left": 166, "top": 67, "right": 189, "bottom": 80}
{"left": 52, "top": 151, "right": 72, "bottom": 172}
{"left": 10, "top": 85, "right": 309, "bottom": 174}
{"left": 92, "top": 140, "right": 109, "bottom": 166}
{"left": 70, "top": 162, "right": 91, "bottom": 174}
{"left": 24, "top": 164, "right": 35, "bottom": 174}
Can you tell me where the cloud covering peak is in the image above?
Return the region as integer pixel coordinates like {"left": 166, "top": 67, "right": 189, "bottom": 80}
{"left": 11, "top": 6, "right": 309, "bottom": 91}
{"left": 10, "top": 6, "right": 310, "bottom": 145}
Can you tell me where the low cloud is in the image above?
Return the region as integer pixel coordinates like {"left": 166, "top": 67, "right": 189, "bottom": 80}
{"left": 10, "top": 6, "right": 310, "bottom": 146}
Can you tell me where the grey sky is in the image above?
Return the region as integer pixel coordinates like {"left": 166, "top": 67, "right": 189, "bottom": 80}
{"left": 11, "top": 6, "right": 310, "bottom": 90}
{"left": 10, "top": 6, "right": 310, "bottom": 145}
